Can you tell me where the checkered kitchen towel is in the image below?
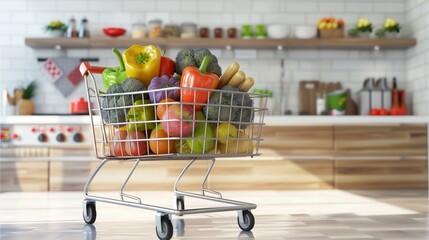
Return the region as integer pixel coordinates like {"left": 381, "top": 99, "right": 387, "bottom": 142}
{"left": 41, "top": 58, "right": 83, "bottom": 97}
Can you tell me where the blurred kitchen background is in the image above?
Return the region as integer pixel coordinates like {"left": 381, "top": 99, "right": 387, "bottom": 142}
{"left": 1, "top": 0, "right": 427, "bottom": 116}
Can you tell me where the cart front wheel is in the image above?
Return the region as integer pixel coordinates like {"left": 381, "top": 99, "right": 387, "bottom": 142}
{"left": 83, "top": 202, "right": 96, "bottom": 224}
{"left": 237, "top": 210, "right": 255, "bottom": 231}
{"left": 156, "top": 216, "right": 173, "bottom": 240}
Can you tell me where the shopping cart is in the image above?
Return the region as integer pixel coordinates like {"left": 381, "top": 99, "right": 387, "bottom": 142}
{"left": 79, "top": 62, "right": 268, "bottom": 240}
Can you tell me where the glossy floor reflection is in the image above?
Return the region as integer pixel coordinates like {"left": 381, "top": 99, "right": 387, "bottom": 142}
{"left": 1, "top": 190, "right": 428, "bottom": 239}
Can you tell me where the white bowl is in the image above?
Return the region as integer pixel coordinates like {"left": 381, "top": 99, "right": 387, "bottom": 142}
{"left": 267, "top": 24, "right": 289, "bottom": 39}
{"left": 294, "top": 26, "right": 317, "bottom": 39}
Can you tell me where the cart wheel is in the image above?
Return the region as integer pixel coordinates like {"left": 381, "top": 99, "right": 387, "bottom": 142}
{"left": 156, "top": 216, "right": 173, "bottom": 240}
{"left": 83, "top": 202, "right": 96, "bottom": 224}
{"left": 237, "top": 210, "right": 254, "bottom": 231}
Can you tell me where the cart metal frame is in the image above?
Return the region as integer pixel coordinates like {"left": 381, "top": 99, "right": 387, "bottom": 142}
{"left": 80, "top": 62, "right": 265, "bottom": 239}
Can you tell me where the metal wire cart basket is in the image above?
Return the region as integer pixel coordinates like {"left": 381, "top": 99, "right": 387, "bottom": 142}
{"left": 80, "top": 62, "right": 268, "bottom": 239}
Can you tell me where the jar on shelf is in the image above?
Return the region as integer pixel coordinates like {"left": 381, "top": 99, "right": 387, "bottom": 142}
{"left": 163, "top": 24, "right": 180, "bottom": 38}
{"left": 132, "top": 22, "right": 147, "bottom": 38}
{"left": 227, "top": 27, "right": 237, "bottom": 38}
{"left": 199, "top": 27, "right": 209, "bottom": 38}
{"left": 214, "top": 27, "right": 223, "bottom": 38}
{"left": 180, "top": 23, "right": 197, "bottom": 38}
{"left": 148, "top": 19, "right": 163, "bottom": 38}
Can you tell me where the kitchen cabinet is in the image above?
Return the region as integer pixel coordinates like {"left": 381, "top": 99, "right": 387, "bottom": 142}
{"left": 334, "top": 125, "right": 427, "bottom": 156}
{"left": 0, "top": 161, "right": 49, "bottom": 192}
{"left": 259, "top": 126, "right": 334, "bottom": 156}
{"left": 24, "top": 37, "right": 416, "bottom": 50}
{"left": 257, "top": 124, "right": 427, "bottom": 190}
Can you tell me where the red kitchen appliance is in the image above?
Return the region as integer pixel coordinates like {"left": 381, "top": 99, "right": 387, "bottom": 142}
{"left": 70, "top": 97, "right": 89, "bottom": 114}
{"left": 391, "top": 89, "right": 407, "bottom": 115}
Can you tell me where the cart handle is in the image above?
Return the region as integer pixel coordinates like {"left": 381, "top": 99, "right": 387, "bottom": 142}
{"left": 80, "top": 61, "right": 107, "bottom": 76}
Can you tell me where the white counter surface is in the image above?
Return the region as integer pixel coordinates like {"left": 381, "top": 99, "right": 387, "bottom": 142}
{"left": 1, "top": 115, "right": 428, "bottom": 125}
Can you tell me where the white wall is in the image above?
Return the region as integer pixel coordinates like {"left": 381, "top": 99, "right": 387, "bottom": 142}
{"left": 405, "top": 0, "right": 429, "bottom": 116}
{"left": 1, "top": 0, "right": 425, "bottom": 115}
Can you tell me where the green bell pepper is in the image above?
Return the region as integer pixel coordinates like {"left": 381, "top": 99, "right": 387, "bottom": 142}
{"left": 126, "top": 99, "right": 156, "bottom": 132}
{"left": 102, "top": 48, "right": 128, "bottom": 90}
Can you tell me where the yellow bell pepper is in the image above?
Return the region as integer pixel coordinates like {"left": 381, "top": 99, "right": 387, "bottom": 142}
{"left": 122, "top": 45, "right": 161, "bottom": 87}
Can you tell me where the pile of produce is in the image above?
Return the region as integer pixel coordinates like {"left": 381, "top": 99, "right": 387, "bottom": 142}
{"left": 100, "top": 45, "right": 258, "bottom": 157}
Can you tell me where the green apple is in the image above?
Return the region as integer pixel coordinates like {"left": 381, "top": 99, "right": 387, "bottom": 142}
{"left": 217, "top": 123, "right": 238, "bottom": 144}
{"left": 127, "top": 99, "right": 156, "bottom": 132}
{"left": 185, "top": 111, "right": 215, "bottom": 154}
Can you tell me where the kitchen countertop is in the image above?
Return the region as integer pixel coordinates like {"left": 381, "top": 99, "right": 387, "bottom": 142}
{"left": 1, "top": 115, "right": 428, "bottom": 125}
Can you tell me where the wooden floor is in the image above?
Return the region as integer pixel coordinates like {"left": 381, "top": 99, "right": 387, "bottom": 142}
{"left": 0, "top": 190, "right": 427, "bottom": 239}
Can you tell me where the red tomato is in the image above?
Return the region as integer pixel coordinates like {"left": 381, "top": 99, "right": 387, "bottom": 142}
{"left": 370, "top": 109, "right": 380, "bottom": 115}
{"left": 379, "top": 108, "right": 390, "bottom": 115}
{"left": 113, "top": 130, "right": 129, "bottom": 156}
{"left": 158, "top": 56, "right": 175, "bottom": 77}
{"left": 125, "top": 131, "right": 148, "bottom": 156}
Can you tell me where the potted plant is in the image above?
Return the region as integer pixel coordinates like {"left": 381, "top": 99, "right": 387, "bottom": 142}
{"left": 45, "top": 20, "right": 66, "bottom": 37}
{"left": 17, "top": 81, "right": 37, "bottom": 115}
{"left": 376, "top": 18, "right": 401, "bottom": 38}
{"left": 348, "top": 18, "right": 373, "bottom": 38}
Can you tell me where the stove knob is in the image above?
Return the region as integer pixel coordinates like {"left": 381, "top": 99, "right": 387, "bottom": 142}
{"left": 37, "top": 133, "right": 47, "bottom": 142}
{"left": 56, "top": 133, "right": 66, "bottom": 142}
{"left": 73, "top": 133, "right": 83, "bottom": 142}
{"left": 12, "top": 133, "right": 19, "bottom": 140}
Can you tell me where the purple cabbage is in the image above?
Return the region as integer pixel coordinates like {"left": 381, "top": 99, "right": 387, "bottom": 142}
{"left": 148, "top": 75, "right": 180, "bottom": 103}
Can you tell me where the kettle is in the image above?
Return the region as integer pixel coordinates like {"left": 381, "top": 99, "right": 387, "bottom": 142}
{"left": 70, "top": 97, "right": 89, "bottom": 114}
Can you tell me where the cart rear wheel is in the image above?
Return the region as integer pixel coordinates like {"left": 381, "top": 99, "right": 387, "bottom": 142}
{"left": 156, "top": 216, "right": 173, "bottom": 240}
{"left": 83, "top": 202, "right": 96, "bottom": 224}
{"left": 237, "top": 210, "right": 254, "bottom": 231}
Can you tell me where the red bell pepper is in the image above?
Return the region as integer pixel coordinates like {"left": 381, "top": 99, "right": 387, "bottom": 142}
{"left": 158, "top": 56, "right": 175, "bottom": 77}
{"left": 180, "top": 55, "right": 219, "bottom": 110}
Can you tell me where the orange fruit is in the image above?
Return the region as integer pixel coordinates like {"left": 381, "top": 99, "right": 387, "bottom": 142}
{"left": 329, "top": 17, "right": 335, "bottom": 23}
{"left": 337, "top": 19, "right": 344, "bottom": 27}
{"left": 156, "top": 98, "right": 176, "bottom": 120}
{"left": 149, "top": 127, "right": 175, "bottom": 154}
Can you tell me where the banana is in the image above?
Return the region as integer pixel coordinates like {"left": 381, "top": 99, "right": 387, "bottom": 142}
{"left": 227, "top": 71, "right": 246, "bottom": 88}
{"left": 239, "top": 77, "right": 255, "bottom": 92}
{"left": 219, "top": 61, "right": 240, "bottom": 88}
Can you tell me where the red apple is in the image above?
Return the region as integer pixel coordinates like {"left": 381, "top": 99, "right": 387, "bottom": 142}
{"left": 161, "top": 104, "right": 195, "bottom": 137}
{"left": 113, "top": 130, "right": 129, "bottom": 156}
{"left": 125, "top": 131, "right": 148, "bottom": 156}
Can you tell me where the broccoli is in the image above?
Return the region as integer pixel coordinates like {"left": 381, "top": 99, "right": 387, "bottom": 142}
{"left": 203, "top": 86, "right": 254, "bottom": 129}
{"left": 101, "top": 78, "right": 147, "bottom": 127}
{"left": 121, "top": 77, "right": 147, "bottom": 101}
{"left": 175, "top": 48, "right": 222, "bottom": 77}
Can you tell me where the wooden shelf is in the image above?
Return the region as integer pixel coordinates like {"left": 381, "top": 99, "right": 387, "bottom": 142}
{"left": 25, "top": 37, "right": 417, "bottom": 50}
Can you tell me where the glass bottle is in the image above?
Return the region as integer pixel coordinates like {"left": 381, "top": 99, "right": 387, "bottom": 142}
{"left": 66, "top": 17, "right": 78, "bottom": 38}
{"left": 78, "top": 17, "right": 90, "bottom": 38}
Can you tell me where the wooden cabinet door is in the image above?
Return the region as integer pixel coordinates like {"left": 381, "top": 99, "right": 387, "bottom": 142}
{"left": 1, "top": 161, "right": 49, "bottom": 192}
{"left": 335, "top": 158, "right": 428, "bottom": 189}
{"left": 334, "top": 125, "right": 427, "bottom": 156}
{"left": 259, "top": 126, "right": 334, "bottom": 156}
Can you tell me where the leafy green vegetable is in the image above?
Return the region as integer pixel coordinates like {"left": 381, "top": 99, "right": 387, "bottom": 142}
{"left": 175, "top": 48, "right": 222, "bottom": 77}
{"left": 203, "top": 86, "right": 254, "bottom": 129}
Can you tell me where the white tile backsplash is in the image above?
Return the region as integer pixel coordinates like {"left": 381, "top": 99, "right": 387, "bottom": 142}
{"left": 406, "top": 0, "right": 429, "bottom": 115}
{"left": 0, "top": 0, "right": 427, "bottom": 116}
